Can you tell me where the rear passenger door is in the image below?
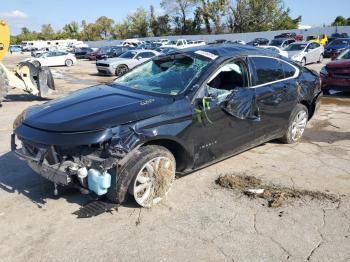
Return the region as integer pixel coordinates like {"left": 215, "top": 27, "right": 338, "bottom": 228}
{"left": 248, "top": 56, "right": 299, "bottom": 141}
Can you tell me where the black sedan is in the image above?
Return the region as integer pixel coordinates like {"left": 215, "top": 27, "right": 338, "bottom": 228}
{"left": 96, "top": 46, "right": 133, "bottom": 60}
{"left": 12, "top": 45, "right": 322, "bottom": 208}
{"left": 247, "top": 38, "right": 269, "bottom": 46}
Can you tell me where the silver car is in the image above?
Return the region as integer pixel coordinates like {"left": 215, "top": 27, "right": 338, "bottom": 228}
{"left": 285, "top": 42, "right": 324, "bottom": 66}
{"left": 96, "top": 50, "right": 160, "bottom": 76}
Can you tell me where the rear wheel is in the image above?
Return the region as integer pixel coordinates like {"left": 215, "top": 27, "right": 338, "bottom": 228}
{"left": 280, "top": 104, "right": 308, "bottom": 144}
{"left": 115, "top": 64, "right": 129, "bottom": 76}
{"left": 107, "top": 145, "right": 176, "bottom": 207}
{"left": 65, "top": 59, "right": 73, "bottom": 67}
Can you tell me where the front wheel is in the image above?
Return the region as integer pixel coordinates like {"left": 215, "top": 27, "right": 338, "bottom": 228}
{"left": 107, "top": 145, "right": 176, "bottom": 207}
{"left": 65, "top": 59, "right": 73, "bottom": 67}
{"left": 280, "top": 104, "right": 308, "bottom": 144}
{"left": 115, "top": 64, "right": 129, "bottom": 76}
{"left": 301, "top": 57, "right": 306, "bottom": 67}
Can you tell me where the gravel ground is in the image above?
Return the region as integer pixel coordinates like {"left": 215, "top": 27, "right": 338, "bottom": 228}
{"left": 0, "top": 53, "right": 349, "bottom": 262}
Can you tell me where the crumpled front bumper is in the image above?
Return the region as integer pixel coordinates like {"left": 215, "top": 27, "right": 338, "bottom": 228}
{"left": 11, "top": 133, "right": 71, "bottom": 185}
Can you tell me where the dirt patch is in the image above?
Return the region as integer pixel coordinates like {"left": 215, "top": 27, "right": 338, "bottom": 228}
{"left": 153, "top": 159, "right": 174, "bottom": 198}
{"left": 216, "top": 174, "right": 339, "bottom": 208}
{"left": 321, "top": 97, "right": 350, "bottom": 107}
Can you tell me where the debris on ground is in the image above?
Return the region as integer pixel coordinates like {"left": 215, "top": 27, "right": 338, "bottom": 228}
{"left": 216, "top": 174, "right": 339, "bottom": 208}
{"left": 73, "top": 200, "right": 118, "bottom": 218}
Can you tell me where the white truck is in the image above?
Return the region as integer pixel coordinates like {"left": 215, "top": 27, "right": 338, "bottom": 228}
{"left": 164, "top": 39, "right": 206, "bottom": 49}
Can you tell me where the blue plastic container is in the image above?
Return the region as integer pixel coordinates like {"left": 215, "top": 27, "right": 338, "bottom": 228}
{"left": 87, "top": 169, "right": 111, "bottom": 195}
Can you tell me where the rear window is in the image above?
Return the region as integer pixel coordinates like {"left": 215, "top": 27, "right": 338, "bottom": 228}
{"left": 250, "top": 57, "right": 285, "bottom": 85}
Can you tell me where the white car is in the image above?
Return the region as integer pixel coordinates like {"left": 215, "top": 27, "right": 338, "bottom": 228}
{"left": 164, "top": 39, "right": 205, "bottom": 49}
{"left": 285, "top": 42, "right": 324, "bottom": 66}
{"left": 25, "top": 51, "right": 76, "bottom": 67}
{"left": 96, "top": 50, "right": 160, "bottom": 76}
{"left": 259, "top": 45, "right": 288, "bottom": 57}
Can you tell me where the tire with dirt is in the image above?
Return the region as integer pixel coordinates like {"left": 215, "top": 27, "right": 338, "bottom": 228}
{"left": 106, "top": 145, "right": 176, "bottom": 207}
{"left": 301, "top": 57, "right": 306, "bottom": 67}
{"left": 280, "top": 104, "right": 308, "bottom": 144}
{"left": 115, "top": 64, "right": 129, "bottom": 76}
{"left": 65, "top": 59, "right": 73, "bottom": 67}
{"left": 0, "top": 66, "right": 9, "bottom": 105}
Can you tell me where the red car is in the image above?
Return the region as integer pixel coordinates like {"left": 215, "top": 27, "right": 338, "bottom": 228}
{"left": 320, "top": 48, "right": 350, "bottom": 94}
{"left": 85, "top": 51, "right": 97, "bottom": 61}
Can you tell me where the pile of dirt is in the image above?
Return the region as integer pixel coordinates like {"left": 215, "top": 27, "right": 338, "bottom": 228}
{"left": 216, "top": 174, "right": 339, "bottom": 208}
{"left": 153, "top": 159, "right": 174, "bottom": 198}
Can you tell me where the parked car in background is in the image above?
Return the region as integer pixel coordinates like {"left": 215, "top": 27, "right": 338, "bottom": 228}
{"left": 12, "top": 45, "right": 322, "bottom": 207}
{"left": 155, "top": 46, "right": 178, "bottom": 54}
{"left": 306, "top": 34, "right": 328, "bottom": 45}
{"left": 269, "top": 38, "right": 295, "bottom": 48}
{"left": 164, "top": 39, "right": 205, "bottom": 49}
{"left": 274, "top": 32, "right": 303, "bottom": 41}
{"left": 226, "top": 40, "right": 246, "bottom": 45}
{"left": 96, "top": 50, "right": 160, "bottom": 76}
{"left": 136, "top": 42, "right": 162, "bottom": 50}
{"left": 327, "top": 33, "right": 349, "bottom": 44}
{"left": 24, "top": 51, "right": 77, "bottom": 67}
{"left": 320, "top": 48, "right": 350, "bottom": 94}
{"left": 247, "top": 38, "right": 269, "bottom": 46}
{"left": 31, "top": 46, "right": 64, "bottom": 57}
{"left": 9, "top": 45, "right": 22, "bottom": 53}
{"left": 285, "top": 42, "right": 324, "bottom": 66}
{"left": 85, "top": 50, "right": 98, "bottom": 60}
{"left": 74, "top": 47, "right": 94, "bottom": 59}
{"left": 96, "top": 46, "right": 133, "bottom": 60}
{"left": 154, "top": 39, "right": 169, "bottom": 45}
{"left": 324, "top": 38, "right": 350, "bottom": 58}
{"left": 259, "top": 45, "right": 288, "bottom": 57}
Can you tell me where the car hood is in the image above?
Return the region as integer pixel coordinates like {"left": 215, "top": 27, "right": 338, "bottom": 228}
{"left": 326, "top": 59, "right": 350, "bottom": 69}
{"left": 23, "top": 84, "right": 173, "bottom": 132}
{"left": 102, "top": 57, "right": 129, "bottom": 64}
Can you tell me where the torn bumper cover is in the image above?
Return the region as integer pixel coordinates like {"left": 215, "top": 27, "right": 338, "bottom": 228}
{"left": 11, "top": 124, "right": 141, "bottom": 190}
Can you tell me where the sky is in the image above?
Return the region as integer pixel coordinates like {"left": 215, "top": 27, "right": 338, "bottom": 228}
{"left": 1, "top": 0, "right": 349, "bottom": 35}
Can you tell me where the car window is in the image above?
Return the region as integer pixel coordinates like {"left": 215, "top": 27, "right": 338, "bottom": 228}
{"left": 137, "top": 52, "right": 155, "bottom": 59}
{"left": 206, "top": 60, "right": 248, "bottom": 103}
{"left": 337, "top": 49, "right": 350, "bottom": 60}
{"left": 285, "top": 43, "right": 307, "bottom": 51}
{"left": 280, "top": 60, "right": 297, "bottom": 78}
{"left": 250, "top": 57, "right": 285, "bottom": 86}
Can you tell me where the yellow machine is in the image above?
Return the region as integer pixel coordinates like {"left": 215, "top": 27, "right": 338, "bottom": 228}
{"left": 306, "top": 34, "right": 328, "bottom": 45}
{"left": 0, "top": 20, "right": 55, "bottom": 105}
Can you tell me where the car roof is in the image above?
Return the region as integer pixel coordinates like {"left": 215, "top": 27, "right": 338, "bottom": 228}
{"left": 180, "top": 44, "right": 282, "bottom": 59}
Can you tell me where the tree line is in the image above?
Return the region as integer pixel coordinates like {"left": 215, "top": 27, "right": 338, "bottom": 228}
{"left": 11, "top": 0, "right": 302, "bottom": 44}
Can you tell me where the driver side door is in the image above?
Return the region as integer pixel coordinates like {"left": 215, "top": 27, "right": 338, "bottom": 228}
{"left": 190, "top": 59, "right": 257, "bottom": 168}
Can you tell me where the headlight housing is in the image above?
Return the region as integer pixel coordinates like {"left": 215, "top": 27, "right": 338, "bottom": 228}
{"left": 13, "top": 110, "right": 27, "bottom": 130}
{"left": 292, "top": 53, "right": 302, "bottom": 60}
{"left": 112, "top": 64, "right": 118, "bottom": 69}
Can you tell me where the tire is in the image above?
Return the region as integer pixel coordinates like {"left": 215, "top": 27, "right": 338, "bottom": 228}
{"left": 106, "top": 145, "right": 176, "bottom": 207}
{"left": 0, "top": 66, "right": 9, "bottom": 105}
{"left": 65, "top": 59, "right": 73, "bottom": 67}
{"left": 280, "top": 104, "right": 308, "bottom": 144}
{"left": 115, "top": 64, "right": 129, "bottom": 76}
{"left": 318, "top": 54, "right": 323, "bottom": 63}
{"left": 301, "top": 57, "right": 306, "bottom": 67}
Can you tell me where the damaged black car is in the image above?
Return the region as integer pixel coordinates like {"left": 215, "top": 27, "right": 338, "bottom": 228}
{"left": 12, "top": 45, "right": 322, "bottom": 207}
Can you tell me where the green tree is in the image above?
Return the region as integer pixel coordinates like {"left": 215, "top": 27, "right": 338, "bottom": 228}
{"left": 129, "top": 8, "right": 149, "bottom": 37}
{"left": 332, "top": 16, "right": 348, "bottom": 26}
{"left": 113, "top": 20, "right": 132, "bottom": 39}
{"left": 95, "top": 16, "right": 114, "bottom": 39}
{"left": 80, "top": 23, "right": 102, "bottom": 41}
{"left": 230, "top": 0, "right": 300, "bottom": 33}
{"left": 63, "top": 21, "right": 79, "bottom": 38}
{"left": 149, "top": 5, "right": 159, "bottom": 36}
{"left": 161, "top": 0, "right": 198, "bottom": 34}
{"left": 40, "top": 24, "right": 54, "bottom": 39}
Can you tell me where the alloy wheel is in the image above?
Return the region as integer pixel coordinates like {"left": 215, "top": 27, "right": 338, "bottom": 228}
{"left": 132, "top": 156, "right": 175, "bottom": 207}
{"left": 290, "top": 110, "right": 307, "bottom": 142}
